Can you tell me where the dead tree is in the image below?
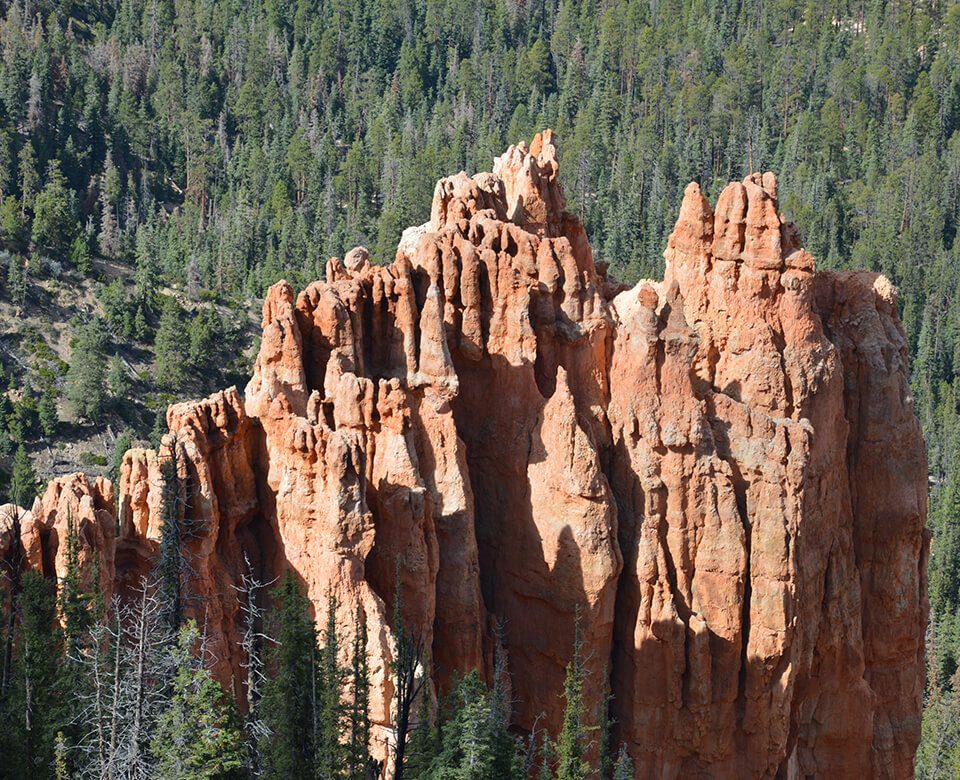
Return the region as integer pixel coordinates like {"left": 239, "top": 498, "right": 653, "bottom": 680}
{"left": 391, "top": 560, "right": 426, "bottom": 780}
{"left": 232, "top": 553, "right": 275, "bottom": 776}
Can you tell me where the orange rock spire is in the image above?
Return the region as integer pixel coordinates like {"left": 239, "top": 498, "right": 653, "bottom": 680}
{"left": 4, "top": 131, "right": 927, "bottom": 777}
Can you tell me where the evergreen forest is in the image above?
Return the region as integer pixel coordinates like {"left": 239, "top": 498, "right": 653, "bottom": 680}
{"left": 0, "top": 0, "right": 959, "bottom": 775}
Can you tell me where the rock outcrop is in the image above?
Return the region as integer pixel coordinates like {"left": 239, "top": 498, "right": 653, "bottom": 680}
{"left": 3, "top": 132, "right": 927, "bottom": 777}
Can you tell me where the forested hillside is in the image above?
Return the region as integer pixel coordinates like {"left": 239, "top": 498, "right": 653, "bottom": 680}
{"left": 0, "top": 0, "right": 958, "bottom": 774}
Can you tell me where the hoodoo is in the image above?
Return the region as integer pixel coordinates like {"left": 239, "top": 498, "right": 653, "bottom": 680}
{"left": 2, "top": 132, "right": 927, "bottom": 777}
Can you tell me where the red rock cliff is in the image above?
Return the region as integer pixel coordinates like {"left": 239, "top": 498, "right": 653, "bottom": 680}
{"left": 4, "top": 132, "right": 927, "bottom": 777}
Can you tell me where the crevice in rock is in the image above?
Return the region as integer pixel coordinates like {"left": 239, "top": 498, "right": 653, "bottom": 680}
{"left": 704, "top": 405, "right": 753, "bottom": 730}
{"left": 770, "top": 323, "right": 795, "bottom": 419}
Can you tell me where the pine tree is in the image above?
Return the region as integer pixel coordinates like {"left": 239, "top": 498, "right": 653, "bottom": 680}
{"left": 65, "top": 317, "right": 108, "bottom": 423}
{"left": 150, "top": 408, "right": 168, "bottom": 448}
{"left": 346, "top": 606, "right": 371, "bottom": 780}
{"left": 31, "top": 161, "right": 78, "bottom": 255}
{"left": 133, "top": 227, "right": 157, "bottom": 307}
{"left": 154, "top": 296, "right": 188, "bottom": 391}
{"left": 316, "top": 592, "right": 344, "bottom": 779}
{"left": 404, "top": 686, "right": 438, "bottom": 778}
{"left": 9, "top": 444, "right": 36, "bottom": 507}
{"left": 1, "top": 195, "right": 23, "bottom": 245}
{"left": 392, "top": 559, "right": 426, "bottom": 780}
{"left": 261, "top": 572, "right": 319, "bottom": 779}
{"left": 151, "top": 620, "right": 245, "bottom": 778}
{"left": 18, "top": 141, "right": 38, "bottom": 217}
{"left": 37, "top": 384, "right": 58, "bottom": 438}
{"left": 612, "top": 744, "right": 634, "bottom": 780}
{"left": 54, "top": 730, "right": 69, "bottom": 780}
{"left": 108, "top": 353, "right": 130, "bottom": 399}
{"left": 0, "top": 530, "right": 27, "bottom": 774}
{"left": 0, "top": 497, "right": 28, "bottom": 709}
{"left": 97, "top": 187, "right": 119, "bottom": 259}
{"left": 538, "top": 732, "right": 556, "bottom": 780}
{"left": 134, "top": 304, "right": 150, "bottom": 342}
{"left": 489, "top": 624, "right": 521, "bottom": 777}
{"left": 557, "top": 609, "right": 588, "bottom": 780}
{"left": 111, "top": 428, "right": 134, "bottom": 486}
{"left": 60, "top": 512, "right": 92, "bottom": 662}
{"left": 410, "top": 657, "right": 523, "bottom": 780}
{"left": 438, "top": 673, "right": 498, "bottom": 779}
{"left": 156, "top": 442, "right": 185, "bottom": 633}
{"left": 13, "top": 572, "right": 64, "bottom": 777}
{"left": 6, "top": 253, "right": 26, "bottom": 310}
{"left": 70, "top": 233, "right": 92, "bottom": 274}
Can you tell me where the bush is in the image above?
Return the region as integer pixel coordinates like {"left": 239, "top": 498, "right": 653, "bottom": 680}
{"left": 78, "top": 451, "right": 108, "bottom": 467}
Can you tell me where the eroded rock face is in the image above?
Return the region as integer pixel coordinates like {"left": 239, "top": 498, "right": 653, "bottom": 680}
{"left": 28, "top": 475, "right": 116, "bottom": 596}
{"left": 5, "top": 133, "right": 927, "bottom": 777}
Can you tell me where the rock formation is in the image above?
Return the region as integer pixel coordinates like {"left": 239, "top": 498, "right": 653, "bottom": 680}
{"left": 2, "top": 131, "right": 927, "bottom": 777}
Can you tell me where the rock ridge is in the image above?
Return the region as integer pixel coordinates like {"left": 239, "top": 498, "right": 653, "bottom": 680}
{"left": 2, "top": 131, "right": 927, "bottom": 778}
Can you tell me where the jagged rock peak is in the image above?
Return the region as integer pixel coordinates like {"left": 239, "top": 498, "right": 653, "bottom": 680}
{"left": 5, "top": 131, "right": 928, "bottom": 778}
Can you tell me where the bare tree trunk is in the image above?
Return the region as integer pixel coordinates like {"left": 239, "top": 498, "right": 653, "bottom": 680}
{"left": 235, "top": 555, "right": 271, "bottom": 776}
{"left": 392, "top": 633, "right": 424, "bottom": 780}
{"left": 129, "top": 586, "right": 149, "bottom": 772}
{"left": 108, "top": 613, "right": 122, "bottom": 780}
{"left": 23, "top": 640, "right": 32, "bottom": 733}
{"left": 92, "top": 629, "right": 107, "bottom": 775}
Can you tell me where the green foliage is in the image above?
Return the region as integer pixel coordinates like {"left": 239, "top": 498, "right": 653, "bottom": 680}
{"left": 405, "top": 690, "right": 440, "bottom": 778}
{"left": 156, "top": 444, "right": 184, "bottom": 632}
{"left": 150, "top": 407, "right": 167, "bottom": 448}
{"left": 6, "top": 252, "right": 26, "bottom": 307}
{"left": 346, "top": 607, "right": 371, "bottom": 780}
{"left": 392, "top": 559, "right": 427, "bottom": 779}
{"left": 69, "top": 233, "right": 91, "bottom": 274}
{"left": 59, "top": 513, "right": 91, "bottom": 660}
{"left": 2, "top": 0, "right": 954, "bottom": 304}
{"left": 317, "top": 593, "right": 346, "bottom": 778}
{"left": 37, "top": 383, "right": 57, "bottom": 437}
{"left": 613, "top": 744, "right": 634, "bottom": 780}
{"left": 100, "top": 279, "right": 130, "bottom": 336}
{"left": 55, "top": 514, "right": 100, "bottom": 768}
{"left": 261, "top": 572, "right": 320, "bottom": 779}
{"left": 30, "top": 161, "right": 77, "bottom": 255}
{"left": 434, "top": 673, "right": 502, "bottom": 778}
{"left": 1, "top": 195, "right": 22, "bottom": 244}
{"left": 537, "top": 734, "right": 556, "bottom": 780}
{"left": 524, "top": 39, "right": 552, "bottom": 95}
{"left": 557, "top": 610, "right": 588, "bottom": 780}
{"left": 918, "top": 646, "right": 960, "bottom": 778}
{"left": 111, "top": 427, "right": 134, "bottom": 484}
{"left": 65, "top": 317, "right": 107, "bottom": 422}
{"left": 0, "top": 0, "right": 957, "bottom": 771}
{"left": 9, "top": 443, "right": 36, "bottom": 507}
{"left": 151, "top": 620, "right": 245, "bottom": 779}
{"left": 108, "top": 353, "right": 129, "bottom": 398}
{"left": 154, "top": 296, "right": 187, "bottom": 392}
{"left": 187, "top": 310, "right": 218, "bottom": 372}
{"left": 4, "top": 571, "right": 64, "bottom": 777}
{"left": 54, "top": 731, "right": 68, "bottom": 780}
{"left": 77, "top": 451, "right": 108, "bottom": 467}
{"left": 423, "top": 672, "right": 523, "bottom": 780}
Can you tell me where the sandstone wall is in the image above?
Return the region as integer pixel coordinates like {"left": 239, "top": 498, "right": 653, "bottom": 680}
{"left": 5, "top": 131, "right": 928, "bottom": 777}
